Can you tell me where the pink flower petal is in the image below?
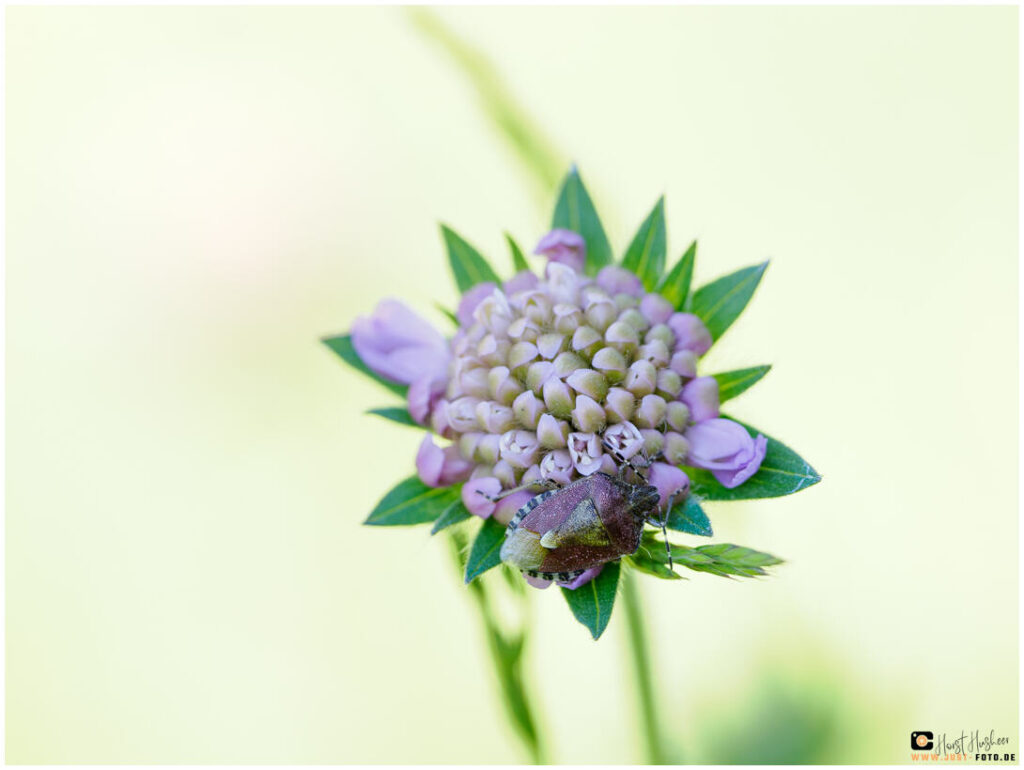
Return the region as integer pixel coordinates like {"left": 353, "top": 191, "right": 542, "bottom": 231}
{"left": 462, "top": 476, "right": 501, "bottom": 518}
{"left": 560, "top": 566, "right": 604, "bottom": 590}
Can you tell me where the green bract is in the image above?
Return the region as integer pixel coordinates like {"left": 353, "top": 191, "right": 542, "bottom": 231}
{"left": 562, "top": 560, "right": 620, "bottom": 640}
{"left": 441, "top": 224, "right": 501, "bottom": 293}
{"left": 690, "top": 261, "right": 770, "bottom": 342}
{"left": 465, "top": 518, "right": 505, "bottom": 584}
{"left": 665, "top": 495, "right": 713, "bottom": 537}
{"left": 657, "top": 240, "right": 696, "bottom": 310}
{"left": 364, "top": 477, "right": 461, "bottom": 526}
{"left": 621, "top": 196, "right": 666, "bottom": 291}
{"left": 713, "top": 365, "right": 773, "bottom": 403}
{"left": 551, "top": 167, "right": 613, "bottom": 275}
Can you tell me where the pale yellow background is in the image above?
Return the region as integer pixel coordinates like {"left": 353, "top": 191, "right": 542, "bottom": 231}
{"left": 6, "top": 6, "right": 1017, "bottom": 764}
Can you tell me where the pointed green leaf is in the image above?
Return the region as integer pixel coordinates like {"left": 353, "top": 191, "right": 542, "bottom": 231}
{"left": 657, "top": 240, "right": 696, "bottom": 310}
{"left": 365, "top": 407, "right": 419, "bottom": 427}
{"left": 697, "top": 542, "right": 783, "bottom": 567}
{"left": 505, "top": 233, "right": 531, "bottom": 273}
{"left": 561, "top": 560, "right": 620, "bottom": 640}
{"left": 679, "top": 543, "right": 783, "bottom": 578}
{"left": 431, "top": 498, "right": 472, "bottom": 535}
{"left": 641, "top": 532, "right": 783, "bottom": 579}
{"left": 713, "top": 365, "right": 772, "bottom": 403}
{"left": 364, "top": 477, "right": 460, "bottom": 526}
{"left": 552, "top": 167, "right": 613, "bottom": 275}
{"left": 666, "top": 495, "right": 713, "bottom": 537}
{"left": 690, "top": 261, "right": 769, "bottom": 342}
{"left": 464, "top": 517, "right": 506, "bottom": 583}
{"left": 322, "top": 334, "right": 408, "bottom": 398}
{"left": 435, "top": 302, "right": 458, "bottom": 326}
{"left": 621, "top": 197, "right": 666, "bottom": 291}
{"left": 441, "top": 224, "right": 501, "bottom": 293}
{"left": 687, "top": 416, "right": 821, "bottom": 501}
{"left": 625, "top": 551, "right": 683, "bottom": 580}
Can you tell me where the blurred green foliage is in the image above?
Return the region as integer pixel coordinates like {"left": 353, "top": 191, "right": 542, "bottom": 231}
{"left": 688, "top": 653, "right": 887, "bottom": 765}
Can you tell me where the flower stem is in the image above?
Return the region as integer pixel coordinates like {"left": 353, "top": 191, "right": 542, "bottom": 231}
{"left": 620, "top": 571, "right": 669, "bottom": 764}
{"left": 448, "top": 532, "right": 548, "bottom": 764}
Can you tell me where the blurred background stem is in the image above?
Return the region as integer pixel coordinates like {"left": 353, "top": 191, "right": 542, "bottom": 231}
{"left": 448, "top": 531, "right": 548, "bottom": 764}
{"left": 408, "top": 7, "right": 565, "bottom": 207}
{"left": 620, "top": 571, "right": 669, "bottom": 764}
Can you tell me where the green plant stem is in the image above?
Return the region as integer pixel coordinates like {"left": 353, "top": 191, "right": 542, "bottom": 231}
{"left": 620, "top": 571, "right": 668, "bottom": 764}
{"left": 448, "top": 533, "right": 548, "bottom": 764}
{"left": 468, "top": 583, "right": 547, "bottom": 764}
{"left": 407, "top": 7, "right": 564, "bottom": 204}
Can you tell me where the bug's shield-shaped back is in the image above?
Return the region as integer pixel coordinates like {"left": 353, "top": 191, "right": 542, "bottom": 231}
{"left": 539, "top": 497, "right": 612, "bottom": 549}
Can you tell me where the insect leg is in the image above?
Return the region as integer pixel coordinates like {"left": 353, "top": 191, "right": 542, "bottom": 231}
{"left": 602, "top": 438, "right": 652, "bottom": 483}
{"left": 601, "top": 437, "right": 631, "bottom": 476}
{"left": 660, "top": 515, "right": 672, "bottom": 571}
{"left": 475, "top": 477, "right": 559, "bottom": 502}
{"left": 656, "top": 488, "right": 682, "bottom": 571}
{"left": 611, "top": 451, "right": 651, "bottom": 483}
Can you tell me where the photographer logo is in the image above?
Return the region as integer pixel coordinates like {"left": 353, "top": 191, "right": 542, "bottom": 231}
{"left": 913, "top": 733, "right": 935, "bottom": 751}
{"left": 910, "top": 730, "right": 1015, "bottom": 763}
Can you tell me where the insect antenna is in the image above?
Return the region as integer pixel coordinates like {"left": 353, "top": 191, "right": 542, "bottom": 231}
{"left": 601, "top": 437, "right": 632, "bottom": 481}
{"left": 475, "top": 477, "right": 558, "bottom": 502}
{"left": 628, "top": 448, "right": 655, "bottom": 483}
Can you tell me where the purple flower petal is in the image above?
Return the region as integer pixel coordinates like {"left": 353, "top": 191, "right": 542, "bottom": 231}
{"left": 504, "top": 270, "right": 539, "bottom": 295}
{"left": 596, "top": 265, "right": 644, "bottom": 297}
{"left": 351, "top": 298, "right": 450, "bottom": 384}
{"left": 446, "top": 397, "right": 483, "bottom": 433}
{"left": 525, "top": 574, "right": 553, "bottom": 589}
{"left": 462, "top": 476, "right": 501, "bottom": 518}
{"left": 685, "top": 418, "right": 767, "bottom": 489}
{"left": 603, "top": 421, "right": 644, "bottom": 461}
{"left": 568, "top": 432, "right": 604, "bottom": 476}
{"left": 457, "top": 283, "right": 499, "bottom": 327}
{"left": 534, "top": 229, "right": 586, "bottom": 273}
{"left": 494, "top": 489, "right": 535, "bottom": 526}
{"left": 500, "top": 429, "right": 540, "bottom": 469}
{"left": 560, "top": 566, "right": 603, "bottom": 590}
{"left": 711, "top": 434, "right": 767, "bottom": 488}
{"left": 680, "top": 376, "right": 720, "bottom": 423}
{"left": 415, "top": 434, "right": 445, "bottom": 487}
{"left": 540, "top": 449, "right": 574, "bottom": 485}
{"left": 640, "top": 293, "right": 674, "bottom": 325}
{"left": 669, "top": 350, "right": 698, "bottom": 378}
{"left": 667, "top": 312, "right": 712, "bottom": 356}
{"left": 416, "top": 434, "right": 473, "bottom": 488}
{"left": 430, "top": 398, "right": 452, "bottom": 438}
{"left": 543, "top": 262, "right": 583, "bottom": 304}
{"left": 648, "top": 462, "right": 689, "bottom": 508}
{"left": 408, "top": 374, "right": 447, "bottom": 425}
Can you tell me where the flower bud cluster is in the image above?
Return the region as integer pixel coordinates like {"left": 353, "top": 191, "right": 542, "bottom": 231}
{"left": 433, "top": 260, "right": 717, "bottom": 507}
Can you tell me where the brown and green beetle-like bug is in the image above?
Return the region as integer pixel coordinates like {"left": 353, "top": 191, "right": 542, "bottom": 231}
{"left": 494, "top": 452, "right": 675, "bottom": 583}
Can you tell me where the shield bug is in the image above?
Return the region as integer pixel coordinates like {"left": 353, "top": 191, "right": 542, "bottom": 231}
{"left": 494, "top": 451, "right": 677, "bottom": 583}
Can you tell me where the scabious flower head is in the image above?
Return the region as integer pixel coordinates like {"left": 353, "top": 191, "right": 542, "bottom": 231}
{"left": 333, "top": 170, "right": 818, "bottom": 637}
{"left": 348, "top": 242, "right": 770, "bottom": 522}
{"left": 415, "top": 231, "right": 768, "bottom": 521}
